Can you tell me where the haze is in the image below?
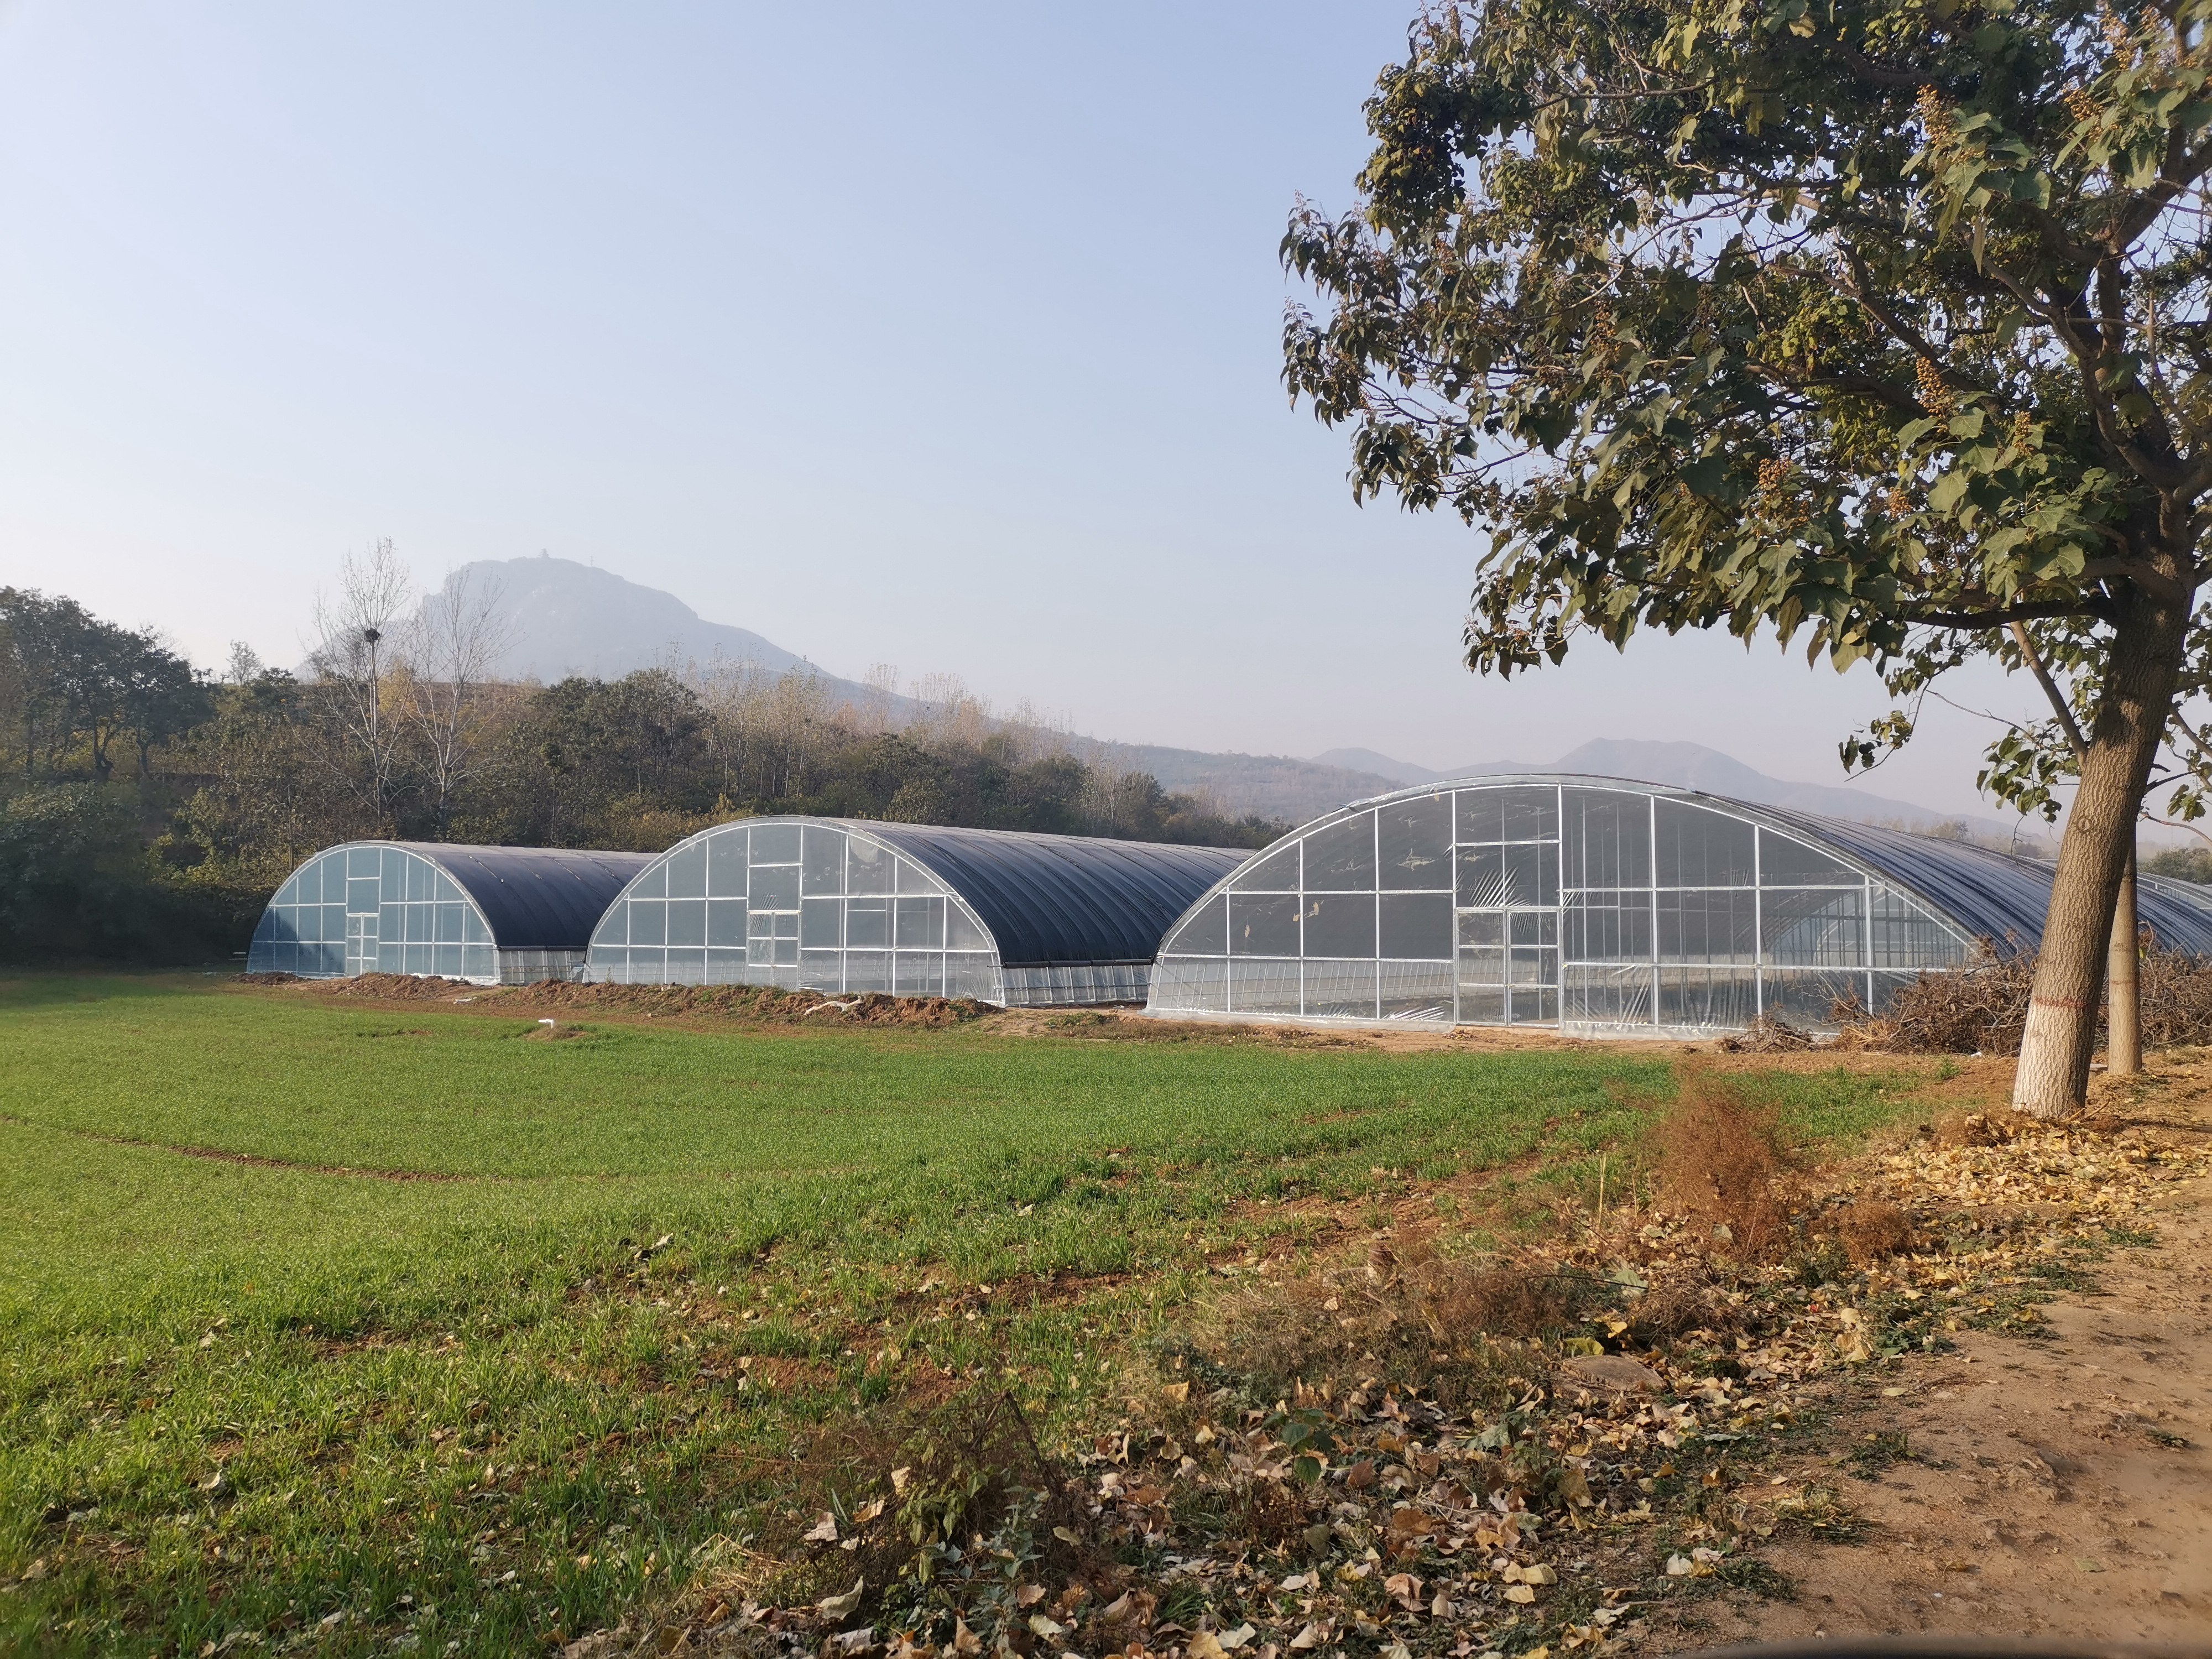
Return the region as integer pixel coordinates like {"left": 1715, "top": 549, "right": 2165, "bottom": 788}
{"left": 0, "top": 1, "right": 2047, "bottom": 821}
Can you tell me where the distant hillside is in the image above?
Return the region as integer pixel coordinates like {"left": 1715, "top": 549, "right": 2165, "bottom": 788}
{"left": 436, "top": 555, "right": 855, "bottom": 689}
{"left": 425, "top": 557, "right": 1400, "bottom": 822}
{"left": 416, "top": 559, "right": 2028, "bottom": 839}
{"left": 1311, "top": 747, "right": 1436, "bottom": 786}
{"left": 1319, "top": 739, "right": 2047, "bottom": 849}
{"left": 1074, "top": 742, "right": 1402, "bottom": 826}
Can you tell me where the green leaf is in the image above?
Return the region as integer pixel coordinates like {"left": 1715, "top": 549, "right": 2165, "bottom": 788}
{"left": 1679, "top": 455, "right": 1733, "bottom": 498}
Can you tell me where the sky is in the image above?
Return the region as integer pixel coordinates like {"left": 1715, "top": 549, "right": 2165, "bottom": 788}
{"left": 0, "top": 1, "right": 2054, "bottom": 822}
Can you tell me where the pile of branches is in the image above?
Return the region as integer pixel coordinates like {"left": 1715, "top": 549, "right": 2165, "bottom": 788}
{"left": 1843, "top": 940, "right": 2212, "bottom": 1055}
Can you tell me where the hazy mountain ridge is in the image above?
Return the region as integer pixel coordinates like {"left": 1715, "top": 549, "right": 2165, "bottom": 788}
{"left": 1314, "top": 739, "right": 2044, "bottom": 848}
{"left": 440, "top": 557, "right": 2008, "bottom": 837}
{"left": 430, "top": 557, "right": 1404, "bottom": 821}
{"left": 450, "top": 555, "right": 848, "bottom": 690}
{"left": 1070, "top": 741, "right": 1403, "bottom": 825}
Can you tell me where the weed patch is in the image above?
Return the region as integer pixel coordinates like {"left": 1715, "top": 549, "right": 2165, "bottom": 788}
{"left": 1653, "top": 1077, "right": 1797, "bottom": 1260}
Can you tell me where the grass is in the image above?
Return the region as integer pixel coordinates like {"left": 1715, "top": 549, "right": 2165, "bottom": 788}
{"left": 0, "top": 973, "right": 1929, "bottom": 1657}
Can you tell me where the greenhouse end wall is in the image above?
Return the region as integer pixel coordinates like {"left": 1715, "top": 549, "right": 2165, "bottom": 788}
{"left": 248, "top": 844, "right": 504, "bottom": 982}
{"left": 1146, "top": 779, "right": 1976, "bottom": 1036}
{"left": 587, "top": 820, "right": 1007, "bottom": 1001}
{"left": 247, "top": 842, "right": 650, "bottom": 985}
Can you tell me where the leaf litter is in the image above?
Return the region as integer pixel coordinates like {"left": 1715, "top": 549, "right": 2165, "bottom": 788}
{"left": 541, "top": 1079, "right": 2211, "bottom": 1658}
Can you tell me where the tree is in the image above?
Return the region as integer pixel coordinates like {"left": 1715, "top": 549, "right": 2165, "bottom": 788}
{"left": 112, "top": 631, "right": 213, "bottom": 781}
{"left": 307, "top": 540, "right": 413, "bottom": 834}
{"left": 165, "top": 669, "right": 349, "bottom": 886}
{"left": 401, "top": 565, "right": 517, "bottom": 838}
{"left": 0, "top": 588, "right": 205, "bottom": 783}
{"left": 1, "top": 587, "right": 105, "bottom": 776}
{"left": 1282, "top": 0, "right": 2212, "bottom": 1117}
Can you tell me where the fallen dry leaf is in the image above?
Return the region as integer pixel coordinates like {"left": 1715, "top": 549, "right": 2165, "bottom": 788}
{"left": 815, "top": 1578, "right": 865, "bottom": 1621}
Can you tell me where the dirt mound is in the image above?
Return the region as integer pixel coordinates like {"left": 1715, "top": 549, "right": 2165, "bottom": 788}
{"left": 1717, "top": 1014, "right": 1821, "bottom": 1053}
{"left": 1655, "top": 1074, "right": 1800, "bottom": 1259}
{"left": 315, "top": 973, "right": 482, "bottom": 1000}
{"left": 255, "top": 972, "right": 990, "bottom": 1027}
{"left": 1025, "top": 1010, "right": 1386, "bottom": 1048}
{"left": 508, "top": 980, "right": 988, "bottom": 1029}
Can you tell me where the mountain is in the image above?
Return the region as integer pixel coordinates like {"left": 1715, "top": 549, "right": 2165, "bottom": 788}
{"left": 1317, "top": 738, "right": 2044, "bottom": 847}
{"left": 1074, "top": 741, "right": 1402, "bottom": 825}
{"left": 1310, "top": 747, "right": 1437, "bottom": 787}
{"left": 421, "top": 557, "right": 1400, "bottom": 821}
{"left": 418, "top": 559, "right": 2022, "bottom": 838}
{"left": 440, "top": 555, "right": 845, "bottom": 687}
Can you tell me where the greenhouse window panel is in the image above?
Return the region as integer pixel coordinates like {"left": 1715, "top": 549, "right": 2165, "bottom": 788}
{"left": 247, "top": 842, "right": 651, "bottom": 985}
{"left": 1149, "top": 773, "right": 2172, "bottom": 1038}
{"left": 583, "top": 818, "right": 1240, "bottom": 1009}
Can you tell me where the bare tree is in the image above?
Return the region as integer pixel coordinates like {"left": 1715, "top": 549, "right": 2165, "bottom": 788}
{"left": 307, "top": 540, "right": 414, "bottom": 834}
{"left": 858, "top": 661, "right": 902, "bottom": 735}
{"left": 400, "top": 565, "right": 517, "bottom": 838}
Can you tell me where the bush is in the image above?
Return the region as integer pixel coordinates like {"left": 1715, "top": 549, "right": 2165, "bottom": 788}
{"left": 2145, "top": 843, "right": 2212, "bottom": 884}
{"left": 0, "top": 783, "right": 249, "bottom": 963}
{"left": 1832, "top": 1199, "right": 1918, "bottom": 1266}
{"left": 1653, "top": 1076, "right": 1797, "bottom": 1260}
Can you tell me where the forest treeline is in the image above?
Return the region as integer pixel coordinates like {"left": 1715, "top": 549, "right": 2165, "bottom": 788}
{"left": 0, "top": 582, "right": 1284, "bottom": 962}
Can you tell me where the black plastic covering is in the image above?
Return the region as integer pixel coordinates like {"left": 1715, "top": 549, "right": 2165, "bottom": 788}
{"left": 1754, "top": 810, "right": 2212, "bottom": 958}
{"left": 390, "top": 843, "right": 656, "bottom": 951}
{"left": 852, "top": 823, "right": 1248, "bottom": 966}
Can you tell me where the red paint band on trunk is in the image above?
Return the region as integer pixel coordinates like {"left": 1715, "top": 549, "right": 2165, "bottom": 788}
{"left": 2029, "top": 995, "right": 2091, "bottom": 1011}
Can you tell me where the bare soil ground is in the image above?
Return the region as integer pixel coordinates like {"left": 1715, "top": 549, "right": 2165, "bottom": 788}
{"left": 1669, "top": 1069, "right": 2212, "bottom": 1650}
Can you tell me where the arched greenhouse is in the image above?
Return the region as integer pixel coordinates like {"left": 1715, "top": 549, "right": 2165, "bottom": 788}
{"left": 247, "top": 842, "right": 654, "bottom": 985}
{"left": 587, "top": 817, "right": 1245, "bottom": 1006}
{"left": 1145, "top": 775, "right": 2212, "bottom": 1035}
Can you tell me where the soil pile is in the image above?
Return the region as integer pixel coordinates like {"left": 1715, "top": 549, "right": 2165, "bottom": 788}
{"left": 514, "top": 982, "right": 988, "bottom": 1028}
{"left": 264, "top": 973, "right": 988, "bottom": 1028}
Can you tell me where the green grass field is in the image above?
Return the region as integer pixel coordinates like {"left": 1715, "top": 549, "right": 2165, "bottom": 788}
{"left": 0, "top": 974, "right": 1928, "bottom": 1656}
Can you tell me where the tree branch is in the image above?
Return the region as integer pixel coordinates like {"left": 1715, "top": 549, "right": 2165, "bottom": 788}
{"left": 1905, "top": 599, "right": 2109, "bottom": 628}
{"left": 2010, "top": 621, "right": 2089, "bottom": 759}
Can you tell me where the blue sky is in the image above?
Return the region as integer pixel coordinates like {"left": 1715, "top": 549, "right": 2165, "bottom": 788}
{"left": 0, "top": 1, "right": 2044, "bottom": 818}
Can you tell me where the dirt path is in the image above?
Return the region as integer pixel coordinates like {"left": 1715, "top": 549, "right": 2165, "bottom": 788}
{"left": 1683, "top": 1170, "right": 2212, "bottom": 1646}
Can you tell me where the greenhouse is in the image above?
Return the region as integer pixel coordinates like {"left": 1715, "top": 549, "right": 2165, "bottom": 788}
{"left": 586, "top": 817, "right": 1245, "bottom": 1005}
{"left": 1145, "top": 774, "right": 2212, "bottom": 1035}
{"left": 247, "top": 842, "right": 655, "bottom": 984}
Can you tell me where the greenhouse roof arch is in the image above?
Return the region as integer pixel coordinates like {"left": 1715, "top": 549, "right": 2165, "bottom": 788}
{"left": 247, "top": 842, "right": 655, "bottom": 985}
{"left": 587, "top": 817, "right": 1246, "bottom": 1006}
{"left": 1144, "top": 774, "right": 2212, "bottom": 1036}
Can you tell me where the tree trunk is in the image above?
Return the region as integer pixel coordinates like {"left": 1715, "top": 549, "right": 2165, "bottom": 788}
{"left": 2013, "top": 597, "right": 2187, "bottom": 1119}
{"left": 2107, "top": 839, "right": 2140, "bottom": 1077}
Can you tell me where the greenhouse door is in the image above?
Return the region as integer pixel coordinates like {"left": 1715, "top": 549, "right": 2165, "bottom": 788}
{"left": 1454, "top": 907, "right": 1559, "bottom": 1024}
{"left": 345, "top": 877, "right": 380, "bottom": 976}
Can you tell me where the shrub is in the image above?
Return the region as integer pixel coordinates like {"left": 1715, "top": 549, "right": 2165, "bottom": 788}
{"left": 1653, "top": 1076, "right": 1797, "bottom": 1260}
{"left": 1832, "top": 1200, "right": 1918, "bottom": 1266}
{"left": 0, "top": 782, "right": 248, "bottom": 962}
